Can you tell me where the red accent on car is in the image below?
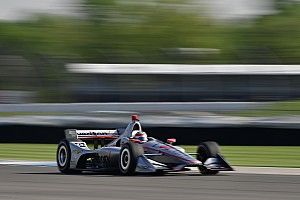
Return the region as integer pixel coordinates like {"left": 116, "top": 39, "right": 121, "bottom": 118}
{"left": 159, "top": 145, "right": 171, "bottom": 149}
{"left": 129, "top": 138, "right": 144, "bottom": 144}
{"left": 134, "top": 133, "right": 144, "bottom": 136}
{"left": 131, "top": 115, "right": 139, "bottom": 121}
{"left": 167, "top": 138, "right": 176, "bottom": 144}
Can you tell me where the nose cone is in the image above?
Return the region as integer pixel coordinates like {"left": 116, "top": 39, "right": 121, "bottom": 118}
{"left": 159, "top": 145, "right": 201, "bottom": 165}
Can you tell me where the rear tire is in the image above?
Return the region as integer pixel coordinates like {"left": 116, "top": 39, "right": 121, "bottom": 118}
{"left": 197, "top": 141, "right": 220, "bottom": 175}
{"left": 56, "top": 140, "right": 80, "bottom": 174}
{"left": 119, "top": 142, "right": 143, "bottom": 175}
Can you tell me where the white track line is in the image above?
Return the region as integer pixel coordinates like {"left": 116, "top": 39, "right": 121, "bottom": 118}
{"left": 1, "top": 161, "right": 300, "bottom": 175}
{"left": 0, "top": 160, "right": 56, "bottom": 167}
{"left": 227, "top": 166, "right": 300, "bottom": 176}
{"left": 188, "top": 166, "right": 300, "bottom": 176}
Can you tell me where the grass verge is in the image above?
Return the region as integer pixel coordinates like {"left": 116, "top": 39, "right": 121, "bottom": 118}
{"left": 0, "top": 144, "right": 299, "bottom": 168}
{"left": 0, "top": 144, "right": 57, "bottom": 161}
{"left": 182, "top": 146, "right": 300, "bottom": 168}
{"left": 223, "top": 99, "right": 300, "bottom": 117}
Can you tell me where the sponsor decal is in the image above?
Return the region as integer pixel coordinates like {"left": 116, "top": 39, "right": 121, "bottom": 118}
{"left": 73, "top": 142, "right": 87, "bottom": 148}
{"left": 76, "top": 130, "right": 118, "bottom": 140}
{"left": 76, "top": 130, "right": 117, "bottom": 136}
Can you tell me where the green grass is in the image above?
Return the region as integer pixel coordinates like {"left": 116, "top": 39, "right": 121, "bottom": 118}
{"left": 0, "top": 144, "right": 57, "bottom": 161}
{"left": 0, "top": 144, "right": 299, "bottom": 168}
{"left": 182, "top": 146, "right": 300, "bottom": 168}
{"left": 224, "top": 100, "right": 300, "bottom": 117}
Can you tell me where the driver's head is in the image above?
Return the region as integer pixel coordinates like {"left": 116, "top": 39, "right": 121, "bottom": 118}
{"left": 132, "top": 130, "right": 148, "bottom": 142}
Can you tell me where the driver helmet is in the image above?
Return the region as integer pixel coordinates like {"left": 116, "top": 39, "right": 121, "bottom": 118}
{"left": 132, "top": 130, "right": 148, "bottom": 142}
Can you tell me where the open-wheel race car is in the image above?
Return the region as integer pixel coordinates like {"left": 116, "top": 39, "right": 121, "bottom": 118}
{"left": 56, "top": 115, "right": 233, "bottom": 175}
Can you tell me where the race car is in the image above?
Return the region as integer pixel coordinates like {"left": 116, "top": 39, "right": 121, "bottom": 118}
{"left": 56, "top": 115, "right": 233, "bottom": 175}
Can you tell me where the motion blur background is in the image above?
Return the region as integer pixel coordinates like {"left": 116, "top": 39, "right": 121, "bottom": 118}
{"left": 0, "top": 0, "right": 300, "bottom": 102}
{"left": 1, "top": 0, "right": 300, "bottom": 146}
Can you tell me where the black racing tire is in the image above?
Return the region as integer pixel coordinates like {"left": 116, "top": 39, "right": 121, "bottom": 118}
{"left": 119, "top": 142, "right": 144, "bottom": 175}
{"left": 56, "top": 140, "right": 80, "bottom": 174}
{"left": 197, "top": 141, "right": 220, "bottom": 175}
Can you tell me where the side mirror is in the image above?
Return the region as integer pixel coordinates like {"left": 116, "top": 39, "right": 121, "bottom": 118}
{"left": 167, "top": 138, "right": 176, "bottom": 144}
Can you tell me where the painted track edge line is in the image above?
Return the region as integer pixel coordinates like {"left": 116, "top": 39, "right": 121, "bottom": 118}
{"left": 0, "top": 160, "right": 56, "bottom": 167}
{"left": 1, "top": 161, "right": 300, "bottom": 175}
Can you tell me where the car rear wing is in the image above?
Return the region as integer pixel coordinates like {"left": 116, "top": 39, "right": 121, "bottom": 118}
{"left": 65, "top": 129, "right": 119, "bottom": 148}
{"left": 65, "top": 129, "right": 119, "bottom": 140}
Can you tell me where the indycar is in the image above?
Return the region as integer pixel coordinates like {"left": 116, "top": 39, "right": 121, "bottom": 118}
{"left": 56, "top": 115, "right": 233, "bottom": 175}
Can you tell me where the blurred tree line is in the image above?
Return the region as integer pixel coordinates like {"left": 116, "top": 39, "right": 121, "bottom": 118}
{"left": 0, "top": 0, "right": 299, "bottom": 102}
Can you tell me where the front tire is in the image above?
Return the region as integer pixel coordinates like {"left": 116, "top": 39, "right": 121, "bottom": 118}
{"left": 197, "top": 141, "right": 220, "bottom": 175}
{"left": 119, "top": 142, "right": 143, "bottom": 175}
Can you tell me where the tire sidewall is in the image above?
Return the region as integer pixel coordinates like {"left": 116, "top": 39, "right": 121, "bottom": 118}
{"left": 119, "top": 142, "right": 143, "bottom": 175}
{"left": 120, "top": 147, "right": 131, "bottom": 172}
{"left": 56, "top": 140, "right": 71, "bottom": 173}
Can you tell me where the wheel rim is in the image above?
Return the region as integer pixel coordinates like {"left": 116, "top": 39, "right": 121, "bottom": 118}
{"left": 58, "top": 145, "right": 67, "bottom": 166}
{"left": 120, "top": 148, "right": 130, "bottom": 170}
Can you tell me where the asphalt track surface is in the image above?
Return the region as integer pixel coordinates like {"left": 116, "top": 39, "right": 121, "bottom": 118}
{"left": 1, "top": 165, "right": 299, "bottom": 200}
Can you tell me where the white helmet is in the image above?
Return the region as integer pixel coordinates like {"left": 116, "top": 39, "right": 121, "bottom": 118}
{"left": 132, "top": 130, "right": 148, "bottom": 142}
